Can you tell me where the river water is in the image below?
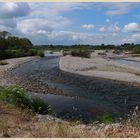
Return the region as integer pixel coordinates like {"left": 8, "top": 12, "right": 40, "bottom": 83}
{"left": 13, "top": 55, "right": 140, "bottom": 122}
{"left": 116, "top": 59, "right": 140, "bottom": 68}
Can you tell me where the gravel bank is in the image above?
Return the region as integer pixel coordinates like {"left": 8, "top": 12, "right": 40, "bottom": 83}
{"left": 59, "top": 55, "right": 140, "bottom": 85}
{"left": 0, "top": 56, "right": 38, "bottom": 86}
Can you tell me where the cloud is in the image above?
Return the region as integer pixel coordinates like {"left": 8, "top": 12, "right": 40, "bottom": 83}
{"left": 82, "top": 24, "right": 95, "bottom": 30}
{"left": 0, "top": 18, "right": 16, "bottom": 28}
{"left": 105, "top": 3, "right": 132, "bottom": 15}
{"left": 123, "top": 22, "right": 140, "bottom": 32}
{"left": 0, "top": 2, "right": 140, "bottom": 45}
{"left": 121, "top": 33, "right": 140, "bottom": 43}
{"left": 41, "top": 30, "right": 107, "bottom": 45}
{"left": 0, "top": 3, "right": 30, "bottom": 19}
{"left": 99, "top": 27, "right": 105, "bottom": 32}
{"left": 17, "top": 19, "right": 53, "bottom": 35}
{"left": 108, "top": 24, "right": 121, "bottom": 33}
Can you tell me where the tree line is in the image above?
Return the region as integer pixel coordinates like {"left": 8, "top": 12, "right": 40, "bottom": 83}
{"left": 0, "top": 31, "right": 44, "bottom": 60}
{"left": 0, "top": 31, "right": 33, "bottom": 50}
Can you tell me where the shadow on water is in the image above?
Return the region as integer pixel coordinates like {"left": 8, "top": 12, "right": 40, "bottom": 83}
{"left": 14, "top": 55, "right": 140, "bottom": 123}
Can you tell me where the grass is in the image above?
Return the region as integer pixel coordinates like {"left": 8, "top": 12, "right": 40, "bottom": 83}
{"left": 0, "top": 103, "right": 140, "bottom": 137}
{"left": 0, "top": 86, "right": 53, "bottom": 115}
{"left": 93, "top": 113, "right": 113, "bottom": 124}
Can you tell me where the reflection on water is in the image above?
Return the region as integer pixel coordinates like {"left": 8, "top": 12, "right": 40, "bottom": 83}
{"left": 14, "top": 55, "right": 140, "bottom": 122}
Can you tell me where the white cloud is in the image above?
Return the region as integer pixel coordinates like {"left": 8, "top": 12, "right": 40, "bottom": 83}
{"left": 122, "top": 33, "right": 140, "bottom": 43}
{"left": 43, "top": 30, "right": 108, "bottom": 45}
{"left": 17, "top": 19, "right": 53, "bottom": 35}
{"left": 123, "top": 22, "right": 140, "bottom": 32}
{"left": 108, "top": 24, "right": 121, "bottom": 33}
{"left": 105, "top": 3, "right": 133, "bottom": 15}
{"left": 82, "top": 24, "right": 95, "bottom": 30}
{"left": 0, "top": 2, "right": 140, "bottom": 45}
{"left": 0, "top": 3, "right": 30, "bottom": 18}
{"left": 99, "top": 27, "right": 105, "bottom": 32}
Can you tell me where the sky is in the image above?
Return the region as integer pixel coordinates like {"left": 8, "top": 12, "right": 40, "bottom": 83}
{"left": 0, "top": 2, "right": 140, "bottom": 45}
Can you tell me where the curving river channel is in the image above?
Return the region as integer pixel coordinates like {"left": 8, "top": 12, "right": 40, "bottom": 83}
{"left": 13, "top": 54, "right": 140, "bottom": 122}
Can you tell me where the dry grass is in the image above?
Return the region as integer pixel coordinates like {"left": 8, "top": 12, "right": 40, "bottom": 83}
{"left": 0, "top": 102, "right": 36, "bottom": 137}
{"left": 0, "top": 102, "right": 140, "bottom": 138}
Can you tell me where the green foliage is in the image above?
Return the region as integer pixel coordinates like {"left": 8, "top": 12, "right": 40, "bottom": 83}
{"left": 0, "top": 86, "right": 53, "bottom": 115}
{"left": 94, "top": 113, "right": 113, "bottom": 124}
{"left": 132, "top": 47, "right": 140, "bottom": 54}
{"left": 28, "top": 49, "right": 38, "bottom": 56}
{"left": 37, "top": 50, "right": 44, "bottom": 57}
{"left": 0, "top": 31, "right": 11, "bottom": 39}
{"left": 31, "top": 98, "right": 54, "bottom": 115}
{"left": 0, "top": 31, "right": 38, "bottom": 60}
{"left": 0, "top": 86, "right": 31, "bottom": 108}
{"left": 70, "top": 49, "right": 91, "bottom": 58}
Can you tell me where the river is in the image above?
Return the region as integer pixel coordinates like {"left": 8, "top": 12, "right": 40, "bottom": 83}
{"left": 13, "top": 54, "right": 140, "bottom": 122}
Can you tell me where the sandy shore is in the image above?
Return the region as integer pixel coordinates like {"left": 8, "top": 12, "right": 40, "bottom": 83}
{"left": 59, "top": 55, "right": 140, "bottom": 85}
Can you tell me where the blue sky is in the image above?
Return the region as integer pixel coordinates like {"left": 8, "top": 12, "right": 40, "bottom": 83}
{"left": 0, "top": 2, "right": 140, "bottom": 45}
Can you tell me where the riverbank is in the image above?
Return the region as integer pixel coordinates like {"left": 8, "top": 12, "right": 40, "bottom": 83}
{"left": 1, "top": 54, "right": 140, "bottom": 137}
{"left": 59, "top": 54, "right": 140, "bottom": 86}
{"left": 1, "top": 102, "right": 140, "bottom": 138}
{"left": 0, "top": 56, "right": 39, "bottom": 86}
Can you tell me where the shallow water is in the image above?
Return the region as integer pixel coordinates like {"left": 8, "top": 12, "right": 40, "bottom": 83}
{"left": 14, "top": 55, "right": 140, "bottom": 122}
{"left": 116, "top": 59, "right": 140, "bottom": 68}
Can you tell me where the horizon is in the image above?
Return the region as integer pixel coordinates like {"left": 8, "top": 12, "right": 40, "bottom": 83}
{"left": 1, "top": 2, "right": 140, "bottom": 45}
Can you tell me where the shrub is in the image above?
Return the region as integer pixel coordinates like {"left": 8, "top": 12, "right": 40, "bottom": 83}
{"left": 113, "top": 50, "right": 121, "bottom": 55}
{"left": 0, "top": 86, "right": 32, "bottom": 108}
{"left": 28, "top": 49, "right": 38, "bottom": 56}
{"left": 31, "top": 98, "right": 54, "bottom": 115}
{"left": 70, "top": 49, "right": 91, "bottom": 58}
{"left": 132, "top": 47, "right": 140, "bottom": 54}
{"left": 37, "top": 50, "right": 44, "bottom": 57}
{"left": 94, "top": 112, "right": 113, "bottom": 124}
{"left": 0, "top": 86, "right": 53, "bottom": 115}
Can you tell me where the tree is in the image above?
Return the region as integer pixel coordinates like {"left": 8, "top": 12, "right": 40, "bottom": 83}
{"left": 0, "top": 31, "right": 11, "bottom": 39}
{"left": 19, "top": 38, "right": 33, "bottom": 50}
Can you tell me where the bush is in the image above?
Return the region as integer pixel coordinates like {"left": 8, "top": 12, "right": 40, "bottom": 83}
{"left": 132, "top": 47, "right": 140, "bottom": 54}
{"left": 0, "top": 49, "right": 45, "bottom": 60}
{"left": 37, "top": 50, "right": 44, "bottom": 57}
{"left": 70, "top": 49, "right": 91, "bottom": 58}
{"left": 113, "top": 50, "right": 121, "bottom": 55}
{"left": 94, "top": 113, "right": 113, "bottom": 124}
{"left": 0, "top": 86, "right": 53, "bottom": 115}
{"left": 28, "top": 49, "right": 38, "bottom": 56}
{"left": 31, "top": 98, "right": 54, "bottom": 115}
